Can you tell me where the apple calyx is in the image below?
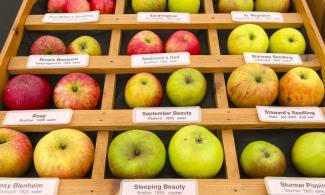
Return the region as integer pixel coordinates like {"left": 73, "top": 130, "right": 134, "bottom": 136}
{"left": 263, "top": 150, "right": 270, "bottom": 158}
{"left": 79, "top": 43, "right": 87, "bottom": 51}
{"left": 300, "top": 74, "right": 307, "bottom": 80}
{"left": 289, "top": 38, "right": 295, "bottom": 43}
{"left": 0, "top": 139, "right": 6, "bottom": 144}
{"left": 71, "top": 86, "right": 78, "bottom": 92}
{"left": 141, "top": 80, "right": 147, "bottom": 85}
{"left": 249, "top": 34, "right": 255, "bottom": 40}
{"left": 128, "top": 149, "right": 141, "bottom": 160}
{"left": 196, "top": 137, "right": 203, "bottom": 144}
{"left": 255, "top": 76, "right": 262, "bottom": 83}
{"left": 58, "top": 143, "right": 67, "bottom": 150}
{"left": 185, "top": 76, "right": 193, "bottom": 84}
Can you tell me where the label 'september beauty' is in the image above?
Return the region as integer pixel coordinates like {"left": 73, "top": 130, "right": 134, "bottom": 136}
{"left": 42, "top": 11, "right": 99, "bottom": 23}
{"left": 137, "top": 12, "right": 190, "bottom": 23}
{"left": 244, "top": 52, "right": 303, "bottom": 65}
{"left": 133, "top": 107, "right": 201, "bottom": 123}
{"left": 231, "top": 11, "right": 284, "bottom": 22}
{"left": 121, "top": 179, "right": 198, "bottom": 195}
{"left": 131, "top": 52, "right": 190, "bottom": 68}
{"left": 27, "top": 54, "right": 89, "bottom": 69}
{"left": 256, "top": 106, "right": 325, "bottom": 123}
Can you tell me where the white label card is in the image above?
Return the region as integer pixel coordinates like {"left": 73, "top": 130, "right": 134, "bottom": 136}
{"left": 131, "top": 52, "right": 190, "bottom": 68}
{"left": 256, "top": 106, "right": 325, "bottom": 123}
{"left": 2, "top": 109, "right": 73, "bottom": 125}
{"left": 133, "top": 107, "right": 201, "bottom": 123}
{"left": 27, "top": 54, "right": 89, "bottom": 69}
{"left": 244, "top": 52, "right": 303, "bottom": 65}
{"left": 137, "top": 12, "right": 190, "bottom": 23}
{"left": 121, "top": 179, "right": 198, "bottom": 195}
{"left": 265, "top": 177, "right": 325, "bottom": 195}
{"left": 42, "top": 11, "right": 99, "bottom": 23}
{"left": 0, "top": 178, "right": 59, "bottom": 195}
{"left": 231, "top": 11, "right": 284, "bottom": 22}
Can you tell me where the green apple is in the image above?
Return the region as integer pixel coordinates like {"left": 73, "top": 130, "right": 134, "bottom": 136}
{"left": 68, "top": 35, "right": 102, "bottom": 56}
{"left": 240, "top": 141, "right": 286, "bottom": 178}
{"left": 168, "top": 0, "right": 200, "bottom": 14}
{"left": 168, "top": 125, "right": 224, "bottom": 178}
{"left": 292, "top": 132, "right": 325, "bottom": 177}
{"left": 255, "top": 0, "right": 290, "bottom": 13}
{"left": 227, "top": 24, "right": 269, "bottom": 55}
{"left": 132, "top": 0, "right": 166, "bottom": 13}
{"left": 227, "top": 63, "right": 279, "bottom": 108}
{"left": 108, "top": 130, "right": 166, "bottom": 179}
{"left": 279, "top": 67, "right": 324, "bottom": 106}
{"left": 166, "top": 68, "right": 207, "bottom": 107}
{"left": 218, "top": 0, "right": 254, "bottom": 13}
{"left": 269, "top": 28, "right": 306, "bottom": 54}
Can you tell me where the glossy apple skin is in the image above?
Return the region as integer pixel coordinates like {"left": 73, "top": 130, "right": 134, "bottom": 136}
{"left": 90, "top": 0, "right": 116, "bottom": 14}
{"left": 63, "top": 0, "right": 90, "bottom": 13}
{"left": 292, "top": 132, "right": 325, "bottom": 177}
{"left": 0, "top": 128, "right": 33, "bottom": 177}
{"left": 165, "top": 30, "right": 201, "bottom": 55}
{"left": 48, "top": 0, "right": 67, "bottom": 12}
{"left": 132, "top": 0, "right": 166, "bottom": 13}
{"left": 227, "top": 63, "right": 279, "bottom": 108}
{"left": 3, "top": 75, "right": 52, "bottom": 110}
{"left": 269, "top": 28, "right": 306, "bottom": 54}
{"left": 68, "top": 35, "right": 102, "bottom": 56}
{"left": 54, "top": 73, "right": 101, "bottom": 110}
{"left": 169, "top": 125, "right": 224, "bottom": 178}
{"left": 240, "top": 141, "right": 286, "bottom": 178}
{"left": 125, "top": 73, "right": 163, "bottom": 108}
{"left": 30, "top": 35, "right": 67, "bottom": 55}
{"left": 255, "top": 0, "right": 290, "bottom": 12}
{"left": 168, "top": 0, "right": 200, "bottom": 13}
{"left": 279, "top": 67, "right": 324, "bottom": 106}
{"left": 34, "top": 128, "right": 95, "bottom": 179}
{"left": 218, "top": 0, "right": 254, "bottom": 13}
{"left": 108, "top": 130, "right": 166, "bottom": 179}
{"left": 127, "top": 31, "right": 163, "bottom": 55}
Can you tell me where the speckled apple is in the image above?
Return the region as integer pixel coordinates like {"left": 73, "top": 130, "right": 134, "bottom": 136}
{"left": 30, "top": 35, "right": 67, "bottom": 55}
{"left": 64, "top": 0, "right": 90, "bottom": 13}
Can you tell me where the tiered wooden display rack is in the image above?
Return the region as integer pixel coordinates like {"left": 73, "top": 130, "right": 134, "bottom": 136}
{"left": 1, "top": 0, "right": 325, "bottom": 194}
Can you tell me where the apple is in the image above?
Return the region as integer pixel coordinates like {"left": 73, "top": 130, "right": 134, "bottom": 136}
{"left": 169, "top": 125, "right": 224, "bottom": 178}
{"left": 269, "top": 28, "right": 306, "bottom": 54}
{"left": 90, "top": 0, "right": 116, "bottom": 14}
{"left": 63, "top": 0, "right": 90, "bottom": 13}
{"left": 108, "top": 130, "right": 166, "bottom": 179}
{"left": 3, "top": 75, "right": 52, "bottom": 110}
{"left": 168, "top": 0, "right": 200, "bottom": 14}
{"left": 34, "top": 128, "right": 94, "bottom": 178}
{"left": 255, "top": 0, "right": 290, "bottom": 13}
{"left": 292, "top": 132, "right": 325, "bottom": 177}
{"left": 227, "top": 63, "right": 279, "bottom": 108}
{"left": 278, "top": 67, "right": 324, "bottom": 106}
{"left": 228, "top": 24, "right": 269, "bottom": 55}
{"left": 48, "top": 0, "right": 67, "bottom": 12}
{"left": 218, "top": 0, "right": 254, "bottom": 13}
{"left": 165, "top": 30, "right": 201, "bottom": 55}
{"left": 132, "top": 0, "right": 166, "bottom": 13}
{"left": 68, "top": 35, "right": 102, "bottom": 56}
{"left": 30, "top": 35, "right": 66, "bottom": 55}
{"left": 166, "top": 68, "right": 207, "bottom": 106}
{"left": 125, "top": 73, "right": 163, "bottom": 108}
{"left": 240, "top": 141, "right": 286, "bottom": 178}
{"left": 127, "top": 30, "right": 163, "bottom": 55}
{"left": 0, "top": 128, "right": 33, "bottom": 177}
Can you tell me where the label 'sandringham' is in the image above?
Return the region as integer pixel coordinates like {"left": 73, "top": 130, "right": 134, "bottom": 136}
{"left": 137, "top": 12, "right": 190, "bottom": 23}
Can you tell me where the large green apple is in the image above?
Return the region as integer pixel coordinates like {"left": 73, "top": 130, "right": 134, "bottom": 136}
{"left": 166, "top": 68, "right": 207, "bottom": 107}
{"left": 269, "top": 28, "right": 306, "bottom": 54}
{"left": 227, "top": 24, "right": 269, "bottom": 55}
{"left": 255, "top": 0, "right": 290, "bottom": 12}
{"left": 108, "top": 130, "right": 166, "bottom": 179}
{"left": 132, "top": 0, "right": 166, "bottom": 13}
{"left": 168, "top": 0, "right": 200, "bottom": 14}
{"left": 218, "top": 0, "right": 254, "bottom": 13}
{"left": 168, "top": 125, "right": 224, "bottom": 178}
{"left": 292, "top": 132, "right": 325, "bottom": 177}
{"left": 240, "top": 141, "right": 286, "bottom": 178}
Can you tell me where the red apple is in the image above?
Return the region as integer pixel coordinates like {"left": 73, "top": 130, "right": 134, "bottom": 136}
{"left": 127, "top": 30, "right": 163, "bottom": 55}
{"left": 54, "top": 73, "right": 101, "bottom": 110}
{"left": 48, "top": 0, "right": 67, "bottom": 12}
{"left": 90, "top": 0, "right": 116, "bottom": 14}
{"left": 3, "top": 75, "right": 52, "bottom": 110}
{"left": 165, "top": 30, "right": 201, "bottom": 55}
{"left": 63, "top": 0, "right": 91, "bottom": 13}
{"left": 31, "top": 35, "right": 67, "bottom": 55}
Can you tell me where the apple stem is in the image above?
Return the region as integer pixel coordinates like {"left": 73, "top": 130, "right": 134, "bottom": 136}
{"left": 263, "top": 151, "right": 270, "bottom": 158}
{"left": 59, "top": 143, "right": 67, "bottom": 150}
{"left": 0, "top": 140, "right": 6, "bottom": 144}
{"left": 196, "top": 137, "right": 203, "bottom": 144}
{"left": 72, "top": 86, "right": 78, "bottom": 92}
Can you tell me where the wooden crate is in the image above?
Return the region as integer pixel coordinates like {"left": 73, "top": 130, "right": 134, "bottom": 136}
{"left": 1, "top": 0, "right": 325, "bottom": 194}
{"left": 306, "top": 0, "right": 325, "bottom": 39}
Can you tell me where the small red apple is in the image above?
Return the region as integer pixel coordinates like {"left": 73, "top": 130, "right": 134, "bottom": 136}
{"left": 63, "top": 0, "right": 91, "bottom": 13}
{"left": 31, "top": 35, "right": 67, "bottom": 55}
{"left": 165, "top": 30, "right": 201, "bottom": 55}
{"left": 127, "top": 30, "right": 163, "bottom": 55}
{"left": 48, "top": 0, "right": 67, "bottom": 12}
{"left": 90, "top": 0, "right": 116, "bottom": 14}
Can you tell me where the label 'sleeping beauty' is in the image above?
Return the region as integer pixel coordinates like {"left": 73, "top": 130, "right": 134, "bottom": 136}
{"left": 131, "top": 52, "right": 190, "bottom": 68}
{"left": 133, "top": 107, "right": 201, "bottom": 123}
{"left": 121, "top": 179, "right": 198, "bottom": 195}
{"left": 231, "top": 11, "right": 284, "bottom": 22}
{"left": 137, "top": 12, "right": 190, "bottom": 23}
{"left": 27, "top": 54, "right": 89, "bottom": 68}
{"left": 244, "top": 52, "right": 303, "bottom": 65}
{"left": 256, "top": 106, "right": 325, "bottom": 123}
{"left": 42, "top": 11, "right": 99, "bottom": 23}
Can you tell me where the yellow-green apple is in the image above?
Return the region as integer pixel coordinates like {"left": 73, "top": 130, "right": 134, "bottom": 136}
{"left": 240, "top": 141, "right": 286, "bottom": 178}
{"left": 218, "top": 0, "right": 254, "bottom": 13}
{"left": 168, "top": 0, "right": 200, "bottom": 13}
{"left": 279, "top": 67, "right": 324, "bottom": 106}
{"left": 127, "top": 30, "right": 163, "bottom": 55}
{"left": 54, "top": 73, "right": 101, "bottom": 110}
{"left": 269, "top": 28, "right": 306, "bottom": 54}
{"left": 108, "top": 130, "right": 166, "bottom": 178}
{"left": 168, "top": 125, "right": 224, "bottom": 178}
{"left": 63, "top": 0, "right": 90, "bottom": 13}
{"left": 166, "top": 68, "right": 207, "bottom": 106}
{"left": 34, "top": 128, "right": 95, "bottom": 178}
{"left": 165, "top": 30, "right": 201, "bottom": 55}
{"left": 255, "top": 0, "right": 290, "bottom": 13}
{"left": 227, "top": 24, "right": 269, "bottom": 55}
{"left": 132, "top": 0, "right": 166, "bottom": 13}
{"left": 292, "top": 132, "right": 325, "bottom": 177}
{"left": 48, "top": 0, "right": 67, "bottom": 12}
{"left": 227, "top": 63, "right": 279, "bottom": 108}
{"left": 0, "top": 128, "right": 33, "bottom": 177}
{"left": 90, "top": 0, "right": 116, "bottom": 14}
{"left": 3, "top": 75, "right": 52, "bottom": 110}
{"left": 68, "top": 35, "right": 102, "bottom": 55}
{"left": 125, "top": 73, "right": 163, "bottom": 108}
{"left": 31, "top": 35, "right": 67, "bottom": 55}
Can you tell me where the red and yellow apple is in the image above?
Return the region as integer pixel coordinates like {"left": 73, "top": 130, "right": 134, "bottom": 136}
{"left": 255, "top": 0, "right": 290, "bottom": 13}
{"left": 63, "top": 0, "right": 90, "bottom": 13}
{"left": 165, "top": 30, "right": 201, "bottom": 55}
{"left": 30, "top": 35, "right": 66, "bottom": 55}
{"left": 90, "top": 0, "right": 116, "bottom": 14}
{"left": 48, "top": 0, "right": 67, "bottom": 12}
{"left": 68, "top": 35, "right": 102, "bottom": 56}
{"left": 127, "top": 31, "right": 163, "bottom": 55}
